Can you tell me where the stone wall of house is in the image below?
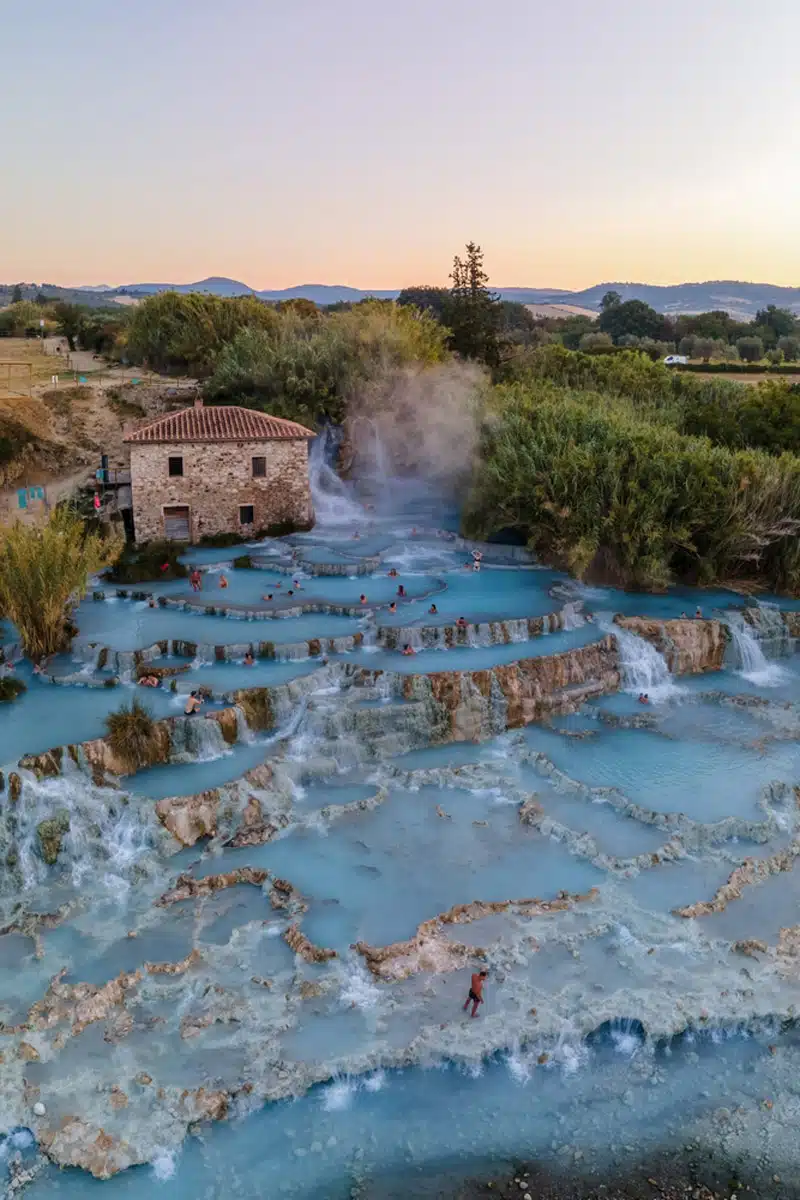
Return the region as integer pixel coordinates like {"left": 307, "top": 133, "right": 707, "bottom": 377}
{"left": 129, "top": 439, "right": 314, "bottom": 543}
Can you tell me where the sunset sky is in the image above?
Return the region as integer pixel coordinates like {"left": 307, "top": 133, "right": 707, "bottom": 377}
{"left": 4, "top": 0, "right": 799, "bottom": 290}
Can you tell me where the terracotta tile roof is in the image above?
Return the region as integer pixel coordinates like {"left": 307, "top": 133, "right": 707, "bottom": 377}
{"left": 124, "top": 404, "right": 315, "bottom": 444}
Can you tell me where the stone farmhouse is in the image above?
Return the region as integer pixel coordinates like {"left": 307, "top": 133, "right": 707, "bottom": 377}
{"left": 123, "top": 399, "right": 315, "bottom": 543}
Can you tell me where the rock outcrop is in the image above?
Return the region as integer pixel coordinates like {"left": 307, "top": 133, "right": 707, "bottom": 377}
{"left": 675, "top": 840, "right": 800, "bottom": 918}
{"left": 614, "top": 616, "right": 728, "bottom": 675}
{"left": 27, "top": 968, "right": 141, "bottom": 1037}
{"left": 155, "top": 867, "right": 268, "bottom": 908}
{"left": 155, "top": 790, "right": 220, "bottom": 847}
{"left": 284, "top": 923, "right": 337, "bottom": 963}
{"left": 394, "top": 637, "right": 621, "bottom": 740}
{"left": 354, "top": 890, "right": 599, "bottom": 981}
{"left": 39, "top": 1119, "right": 139, "bottom": 1180}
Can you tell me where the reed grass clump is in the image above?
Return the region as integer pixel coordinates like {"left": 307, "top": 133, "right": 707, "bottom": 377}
{"left": 464, "top": 381, "right": 800, "bottom": 593}
{"left": 104, "top": 698, "right": 159, "bottom": 770}
{"left": 0, "top": 508, "right": 122, "bottom": 660}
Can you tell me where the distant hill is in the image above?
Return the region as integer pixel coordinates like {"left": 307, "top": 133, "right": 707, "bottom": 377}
{"left": 4, "top": 277, "right": 800, "bottom": 318}
{"left": 562, "top": 281, "right": 800, "bottom": 320}
{"left": 118, "top": 276, "right": 256, "bottom": 297}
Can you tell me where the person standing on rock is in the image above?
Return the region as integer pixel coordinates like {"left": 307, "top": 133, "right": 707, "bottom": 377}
{"left": 463, "top": 970, "right": 488, "bottom": 1018}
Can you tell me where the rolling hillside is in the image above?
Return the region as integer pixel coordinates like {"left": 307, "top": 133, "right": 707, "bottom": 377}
{"left": 5, "top": 278, "right": 800, "bottom": 317}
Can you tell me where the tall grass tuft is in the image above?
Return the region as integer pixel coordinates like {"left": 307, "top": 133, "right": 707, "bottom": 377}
{"left": 0, "top": 508, "right": 123, "bottom": 660}
{"left": 104, "top": 698, "right": 158, "bottom": 770}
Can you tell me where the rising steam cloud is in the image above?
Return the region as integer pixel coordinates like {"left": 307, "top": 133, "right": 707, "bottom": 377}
{"left": 344, "top": 361, "right": 487, "bottom": 493}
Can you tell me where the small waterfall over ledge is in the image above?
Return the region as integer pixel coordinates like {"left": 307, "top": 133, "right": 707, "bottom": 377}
{"left": 610, "top": 623, "right": 682, "bottom": 701}
{"left": 725, "top": 609, "right": 791, "bottom": 687}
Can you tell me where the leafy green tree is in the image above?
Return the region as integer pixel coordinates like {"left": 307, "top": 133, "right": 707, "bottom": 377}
{"left": 579, "top": 331, "right": 613, "bottom": 352}
{"left": 736, "top": 335, "right": 764, "bottom": 363}
{"left": 0, "top": 300, "right": 40, "bottom": 337}
{"left": 276, "top": 298, "right": 319, "bottom": 318}
{"left": 554, "top": 315, "right": 595, "bottom": 350}
{"left": 127, "top": 292, "right": 278, "bottom": 375}
{"left": 755, "top": 305, "right": 796, "bottom": 340}
{"left": 678, "top": 335, "right": 696, "bottom": 357}
{"left": 448, "top": 242, "right": 500, "bottom": 367}
{"left": 600, "top": 290, "right": 622, "bottom": 312}
{"left": 35, "top": 291, "right": 49, "bottom": 306}
{"left": 206, "top": 300, "right": 447, "bottom": 426}
{"left": 80, "top": 310, "right": 130, "bottom": 355}
{"left": 54, "top": 302, "right": 86, "bottom": 351}
{"left": 694, "top": 337, "right": 716, "bottom": 363}
{"left": 778, "top": 335, "right": 800, "bottom": 362}
{"left": 766, "top": 348, "right": 784, "bottom": 366}
{"left": 11, "top": 284, "right": 23, "bottom": 304}
{"left": 396, "top": 287, "right": 450, "bottom": 322}
{"left": 598, "top": 299, "right": 665, "bottom": 343}
{"left": 681, "top": 310, "right": 736, "bottom": 341}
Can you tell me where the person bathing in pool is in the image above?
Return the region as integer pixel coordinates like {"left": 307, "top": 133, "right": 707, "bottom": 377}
{"left": 184, "top": 691, "right": 203, "bottom": 715}
{"left": 463, "top": 970, "right": 488, "bottom": 1018}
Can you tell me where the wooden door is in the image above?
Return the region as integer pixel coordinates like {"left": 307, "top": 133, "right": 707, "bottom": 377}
{"left": 163, "top": 505, "right": 190, "bottom": 541}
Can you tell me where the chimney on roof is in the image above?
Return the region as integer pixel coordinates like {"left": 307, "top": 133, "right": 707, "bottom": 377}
{"left": 194, "top": 395, "right": 203, "bottom": 409}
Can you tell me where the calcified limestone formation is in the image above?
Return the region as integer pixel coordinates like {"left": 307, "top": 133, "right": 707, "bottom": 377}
{"left": 782, "top": 611, "right": 800, "bottom": 637}
{"left": 27, "top": 968, "right": 142, "bottom": 1037}
{"left": 374, "top": 636, "right": 623, "bottom": 743}
{"left": 354, "top": 890, "right": 599, "bottom": 981}
{"left": 38, "top": 1119, "right": 139, "bottom": 1180}
{"left": 377, "top": 611, "right": 564, "bottom": 652}
{"left": 155, "top": 867, "right": 268, "bottom": 908}
{"left": 614, "top": 616, "right": 729, "bottom": 674}
{"left": 674, "top": 836, "right": 800, "bottom": 918}
{"left": 8, "top": 597, "right": 800, "bottom": 1186}
{"left": 284, "top": 923, "right": 337, "bottom": 963}
{"left": 155, "top": 762, "right": 293, "bottom": 849}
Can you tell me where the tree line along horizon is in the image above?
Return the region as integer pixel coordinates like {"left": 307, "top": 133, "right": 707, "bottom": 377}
{"left": 4, "top": 244, "right": 800, "bottom": 597}
{"left": 3, "top": 247, "right": 800, "bottom": 367}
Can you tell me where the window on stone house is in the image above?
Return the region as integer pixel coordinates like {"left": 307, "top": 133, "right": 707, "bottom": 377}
{"left": 252, "top": 456, "right": 266, "bottom": 477}
{"left": 168, "top": 456, "right": 184, "bottom": 477}
{"left": 239, "top": 505, "right": 255, "bottom": 525}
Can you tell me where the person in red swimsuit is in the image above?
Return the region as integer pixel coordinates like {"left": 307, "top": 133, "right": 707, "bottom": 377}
{"left": 463, "top": 970, "right": 488, "bottom": 1018}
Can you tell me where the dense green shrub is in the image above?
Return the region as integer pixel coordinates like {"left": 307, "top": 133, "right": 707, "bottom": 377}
{"left": 0, "top": 676, "right": 26, "bottom": 703}
{"left": 675, "top": 362, "right": 800, "bottom": 375}
{"left": 126, "top": 292, "right": 279, "bottom": 376}
{"left": 198, "top": 531, "right": 249, "bottom": 548}
{"left": 463, "top": 382, "right": 800, "bottom": 592}
{"left": 107, "top": 540, "right": 187, "bottom": 583}
{"left": 504, "top": 345, "right": 800, "bottom": 456}
{"left": 206, "top": 301, "right": 448, "bottom": 425}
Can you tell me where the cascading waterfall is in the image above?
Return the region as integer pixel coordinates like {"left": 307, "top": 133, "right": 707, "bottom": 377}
{"left": 747, "top": 604, "right": 794, "bottom": 658}
{"left": 561, "top": 600, "right": 586, "bottom": 631}
{"left": 308, "top": 425, "right": 365, "bottom": 527}
{"left": 0, "top": 766, "right": 162, "bottom": 905}
{"left": 611, "top": 623, "right": 682, "bottom": 701}
{"left": 725, "top": 610, "right": 789, "bottom": 686}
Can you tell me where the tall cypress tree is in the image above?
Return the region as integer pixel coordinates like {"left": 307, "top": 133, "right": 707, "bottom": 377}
{"left": 447, "top": 242, "right": 500, "bottom": 367}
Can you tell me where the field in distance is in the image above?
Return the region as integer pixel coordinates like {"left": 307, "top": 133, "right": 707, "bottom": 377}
{"left": 524, "top": 303, "right": 598, "bottom": 320}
